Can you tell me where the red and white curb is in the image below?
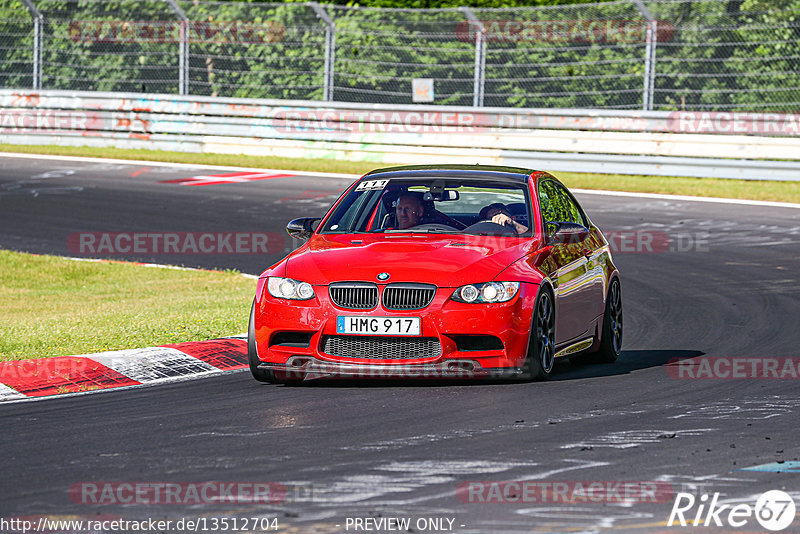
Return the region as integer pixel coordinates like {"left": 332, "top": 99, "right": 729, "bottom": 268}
{"left": 0, "top": 336, "right": 248, "bottom": 403}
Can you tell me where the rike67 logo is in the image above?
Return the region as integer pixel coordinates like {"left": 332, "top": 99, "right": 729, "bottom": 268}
{"left": 668, "top": 490, "right": 796, "bottom": 531}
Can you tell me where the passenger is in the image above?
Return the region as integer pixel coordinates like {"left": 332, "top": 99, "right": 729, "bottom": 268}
{"left": 480, "top": 202, "right": 529, "bottom": 234}
{"left": 395, "top": 193, "right": 425, "bottom": 229}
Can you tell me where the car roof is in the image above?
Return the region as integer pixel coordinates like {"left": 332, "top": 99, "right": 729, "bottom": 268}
{"left": 363, "top": 164, "right": 538, "bottom": 184}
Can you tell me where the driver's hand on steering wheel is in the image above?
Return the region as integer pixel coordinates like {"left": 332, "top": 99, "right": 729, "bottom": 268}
{"left": 490, "top": 212, "right": 527, "bottom": 234}
{"left": 491, "top": 213, "right": 514, "bottom": 227}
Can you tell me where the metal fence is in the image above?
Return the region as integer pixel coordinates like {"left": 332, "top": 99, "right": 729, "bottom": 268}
{"left": 1, "top": 0, "right": 798, "bottom": 112}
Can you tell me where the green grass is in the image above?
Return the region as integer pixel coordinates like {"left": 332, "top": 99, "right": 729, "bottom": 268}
{"left": 1, "top": 143, "right": 798, "bottom": 203}
{"left": 0, "top": 250, "right": 255, "bottom": 361}
{"left": 554, "top": 172, "right": 800, "bottom": 204}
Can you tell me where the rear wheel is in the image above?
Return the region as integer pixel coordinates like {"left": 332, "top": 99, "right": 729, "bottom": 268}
{"left": 594, "top": 278, "right": 623, "bottom": 363}
{"left": 524, "top": 288, "right": 555, "bottom": 380}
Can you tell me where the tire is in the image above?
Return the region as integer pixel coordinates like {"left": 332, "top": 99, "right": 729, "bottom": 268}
{"left": 248, "top": 300, "right": 304, "bottom": 384}
{"left": 594, "top": 278, "right": 623, "bottom": 363}
{"left": 248, "top": 300, "right": 276, "bottom": 383}
{"left": 523, "top": 288, "right": 556, "bottom": 380}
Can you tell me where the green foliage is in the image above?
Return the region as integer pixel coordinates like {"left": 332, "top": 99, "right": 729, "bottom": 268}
{"left": 284, "top": 0, "right": 606, "bottom": 7}
{"left": 649, "top": 0, "right": 800, "bottom": 111}
{"left": 476, "top": 2, "right": 647, "bottom": 109}
{"left": 0, "top": 1, "right": 34, "bottom": 89}
{"left": 179, "top": 2, "right": 326, "bottom": 99}
{"left": 331, "top": 6, "right": 474, "bottom": 105}
{"left": 38, "top": 0, "right": 181, "bottom": 93}
{"left": 1, "top": 0, "right": 798, "bottom": 111}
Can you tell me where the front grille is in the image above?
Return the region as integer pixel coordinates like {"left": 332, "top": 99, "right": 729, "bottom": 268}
{"left": 321, "top": 335, "right": 441, "bottom": 360}
{"left": 382, "top": 283, "right": 436, "bottom": 310}
{"left": 329, "top": 282, "right": 378, "bottom": 310}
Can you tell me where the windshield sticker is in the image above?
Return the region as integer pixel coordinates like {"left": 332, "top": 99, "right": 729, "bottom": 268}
{"left": 356, "top": 179, "right": 389, "bottom": 191}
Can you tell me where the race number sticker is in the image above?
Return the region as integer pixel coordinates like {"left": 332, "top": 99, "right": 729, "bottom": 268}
{"left": 356, "top": 179, "right": 389, "bottom": 191}
{"left": 337, "top": 316, "right": 421, "bottom": 336}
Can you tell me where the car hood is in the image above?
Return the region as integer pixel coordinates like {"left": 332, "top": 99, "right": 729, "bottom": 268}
{"left": 284, "top": 234, "right": 536, "bottom": 287}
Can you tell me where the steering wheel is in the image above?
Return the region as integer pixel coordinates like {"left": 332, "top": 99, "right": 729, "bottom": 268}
{"left": 482, "top": 218, "right": 519, "bottom": 233}
{"left": 463, "top": 220, "right": 518, "bottom": 236}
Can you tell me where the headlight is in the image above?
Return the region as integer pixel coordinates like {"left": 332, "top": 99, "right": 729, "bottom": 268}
{"left": 267, "top": 277, "right": 316, "bottom": 300}
{"left": 451, "top": 282, "right": 520, "bottom": 303}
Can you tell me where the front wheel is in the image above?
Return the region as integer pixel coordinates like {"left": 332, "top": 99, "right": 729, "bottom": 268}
{"left": 248, "top": 300, "right": 275, "bottom": 383}
{"left": 248, "top": 300, "right": 303, "bottom": 384}
{"left": 523, "top": 288, "right": 555, "bottom": 380}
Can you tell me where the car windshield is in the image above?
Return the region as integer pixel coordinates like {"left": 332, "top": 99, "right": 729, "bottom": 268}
{"left": 319, "top": 177, "right": 533, "bottom": 237}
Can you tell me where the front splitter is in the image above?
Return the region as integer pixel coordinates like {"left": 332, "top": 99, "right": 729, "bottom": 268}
{"left": 258, "top": 357, "right": 524, "bottom": 381}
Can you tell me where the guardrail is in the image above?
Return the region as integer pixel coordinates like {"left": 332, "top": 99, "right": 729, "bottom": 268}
{"left": 1, "top": 90, "right": 799, "bottom": 181}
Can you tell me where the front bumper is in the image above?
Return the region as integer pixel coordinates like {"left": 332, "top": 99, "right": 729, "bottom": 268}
{"left": 254, "top": 280, "right": 538, "bottom": 372}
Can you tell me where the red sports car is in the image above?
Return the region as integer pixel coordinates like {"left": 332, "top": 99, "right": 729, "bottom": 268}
{"left": 248, "top": 165, "right": 622, "bottom": 383}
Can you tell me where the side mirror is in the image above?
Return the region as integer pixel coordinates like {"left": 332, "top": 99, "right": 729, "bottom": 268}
{"left": 546, "top": 221, "right": 589, "bottom": 245}
{"left": 286, "top": 217, "right": 321, "bottom": 241}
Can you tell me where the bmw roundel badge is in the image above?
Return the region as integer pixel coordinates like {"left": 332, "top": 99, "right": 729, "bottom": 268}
{"left": 377, "top": 272, "right": 390, "bottom": 281}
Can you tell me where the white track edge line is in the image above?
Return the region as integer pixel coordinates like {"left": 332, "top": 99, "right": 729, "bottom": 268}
{"left": 0, "top": 152, "right": 359, "bottom": 179}
{"left": 571, "top": 188, "right": 800, "bottom": 209}
{"left": 2, "top": 152, "right": 798, "bottom": 208}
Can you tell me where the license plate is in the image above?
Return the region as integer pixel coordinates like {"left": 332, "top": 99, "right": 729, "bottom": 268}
{"left": 337, "top": 316, "right": 421, "bottom": 336}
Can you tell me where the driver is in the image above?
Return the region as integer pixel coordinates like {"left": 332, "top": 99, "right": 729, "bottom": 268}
{"left": 396, "top": 193, "right": 425, "bottom": 229}
{"left": 479, "top": 203, "right": 529, "bottom": 234}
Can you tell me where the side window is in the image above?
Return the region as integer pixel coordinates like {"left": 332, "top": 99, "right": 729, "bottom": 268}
{"left": 538, "top": 181, "right": 557, "bottom": 223}
{"left": 538, "top": 180, "right": 586, "bottom": 226}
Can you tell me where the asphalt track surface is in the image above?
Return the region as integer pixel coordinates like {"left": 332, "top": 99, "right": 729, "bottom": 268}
{"left": 1, "top": 155, "right": 799, "bottom": 533}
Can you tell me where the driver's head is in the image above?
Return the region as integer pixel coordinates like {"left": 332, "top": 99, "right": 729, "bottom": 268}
{"left": 396, "top": 193, "right": 424, "bottom": 229}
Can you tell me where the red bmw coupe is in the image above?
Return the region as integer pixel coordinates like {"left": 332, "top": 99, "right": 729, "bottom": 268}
{"left": 248, "top": 165, "right": 622, "bottom": 383}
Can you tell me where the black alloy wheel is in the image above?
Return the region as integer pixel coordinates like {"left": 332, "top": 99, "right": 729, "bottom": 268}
{"left": 525, "top": 289, "right": 555, "bottom": 380}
